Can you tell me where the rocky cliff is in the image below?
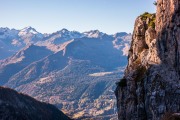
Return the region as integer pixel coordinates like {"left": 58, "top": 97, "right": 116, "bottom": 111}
{"left": 0, "top": 86, "right": 71, "bottom": 120}
{"left": 115, "top": 0, "right": 180, "bottom": 120}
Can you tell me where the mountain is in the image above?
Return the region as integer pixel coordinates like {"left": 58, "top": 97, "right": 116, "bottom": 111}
{"left": 0, "top": 27, "right": 131, "bottom": 59}
{"left": 0, "top": 86, "right": 71, "bottom": 120}
{"left": 0, "top": 28, "right": 131, "bottom": 119}
{"left": 0, "top": 27, "right": 44, "bottom": 59}
{"left": 0, "top": 27, "right": 21, "bottom": 59}
{"left": 115, "top": 0, "right": 180, "bottom": 120}
{"left": 0, "top": 45, "right": 53, "bottom": 85}
{"left": 19, "top": 26, "right": 40, "bottom": 35}
{"left": 18, "top": 26, "right": 44, "bottom": 44}
{"left": 36, "top": 29, "right": 83, "bottom": 52}
{"left": 83, "top": 30, "right": 107, "bottom": 38}
{"left": 3, "top": 36, "right": 128, "bottom": 119}
{"left": 113, "top": 32, "right": 131, "bottom": 56}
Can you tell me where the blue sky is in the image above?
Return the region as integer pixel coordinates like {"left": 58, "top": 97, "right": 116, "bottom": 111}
{"left": 0, "top": 0, "right": 155, "bottom": 34}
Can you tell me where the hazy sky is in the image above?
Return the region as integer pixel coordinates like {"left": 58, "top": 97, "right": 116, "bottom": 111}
{"left": 0, "top": 0, "right": 156, "bottom": 34}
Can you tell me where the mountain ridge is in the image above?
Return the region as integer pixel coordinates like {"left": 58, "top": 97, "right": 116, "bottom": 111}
{"left": 0, "top": 86, "right": 71, "bottom": 120}
{"left": 0, "top": 27, "right": 131, "bottom": 60}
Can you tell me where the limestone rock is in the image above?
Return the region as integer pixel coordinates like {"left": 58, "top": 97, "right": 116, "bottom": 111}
{"left": 115, "top": 0, "right": 180, "bottom": 120}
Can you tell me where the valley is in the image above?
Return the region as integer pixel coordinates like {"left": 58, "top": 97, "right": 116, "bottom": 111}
{"left": 0, "top": 27, "right": 131, "bottom": 119}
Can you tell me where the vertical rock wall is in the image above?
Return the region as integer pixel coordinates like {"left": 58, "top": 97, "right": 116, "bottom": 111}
{"left": 115, "top": 0, "right": 180, "bottom": 120}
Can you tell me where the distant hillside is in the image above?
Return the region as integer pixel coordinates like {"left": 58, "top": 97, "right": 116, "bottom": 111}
{"left": 0, "top": 86, "right": 71, "bottom": 120}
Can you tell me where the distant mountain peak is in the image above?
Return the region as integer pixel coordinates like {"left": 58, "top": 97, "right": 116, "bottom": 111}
{"left": 60, "top": 28, "right": 69, "bottom": 33}
{"left": 50, "top": 29, "right": 83, "bottom": 40}
{"left": 0, "top": 27, "right": 10, "bottom": 31}
{"left": 84, "top": 30, "right": 101, "bottom": 34}
{"left": 113, "top": 32, "right": 128, "bottom": 38}
{"left": 20, "top": 26, "right": 39, "bottom": 35}
{"left": 0, "top": 27, "right": 18, "bottom": 34}
{"left": 83, "top": 30, "right": 105, "bottom": 38}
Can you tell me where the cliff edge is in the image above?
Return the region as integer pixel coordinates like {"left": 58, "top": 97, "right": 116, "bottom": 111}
{"left": 115, "top": 0, "right": 180, "bottom": 120}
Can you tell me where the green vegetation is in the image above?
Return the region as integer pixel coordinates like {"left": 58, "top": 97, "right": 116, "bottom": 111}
{"left": 153, "top": 1, "right": 157, "bottom": 6}
{"left": 140, "top": 12, "right": 156, "bottom": 29}
{"left": 149, "top": 20, "right": 155, "bottom": 29}
{"left": 140, "top": 12, "right": 152, "bottom": 20}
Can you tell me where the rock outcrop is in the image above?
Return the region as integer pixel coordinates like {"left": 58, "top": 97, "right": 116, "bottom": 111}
{"left": 115, "top": 0, "right": 180, "bottom": 120}
{"left": 0, "top": 86, "right": 71, "bottom": 120}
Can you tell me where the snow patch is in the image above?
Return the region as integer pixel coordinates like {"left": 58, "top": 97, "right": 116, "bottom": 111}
{"left": 83, "top": 30, "right": 105, "bottom": 38}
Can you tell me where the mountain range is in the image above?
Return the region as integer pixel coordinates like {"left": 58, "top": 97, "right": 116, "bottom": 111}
{"left": 0, "top": 27, "right": 131, "bottom": 119}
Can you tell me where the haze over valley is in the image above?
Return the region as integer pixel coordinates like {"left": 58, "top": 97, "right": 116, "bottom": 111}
{"left": 0, "top": 27, "right": 131, "bottom": 119}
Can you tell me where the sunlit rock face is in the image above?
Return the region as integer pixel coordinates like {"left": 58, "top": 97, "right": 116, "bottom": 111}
{"left": 115, "top": 0, "right": 180, "bottom": 120}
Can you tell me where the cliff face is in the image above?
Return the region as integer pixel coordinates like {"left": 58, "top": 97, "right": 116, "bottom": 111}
{"left": 115, "top": 0, "right": 180, "bottom": 120}
{"left": 0, "top": 87, "right": 71, "bottom": 120}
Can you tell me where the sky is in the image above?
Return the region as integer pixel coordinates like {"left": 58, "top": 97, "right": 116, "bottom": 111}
{"left": 0, "top": 0, "right": 156, "bottom": 34}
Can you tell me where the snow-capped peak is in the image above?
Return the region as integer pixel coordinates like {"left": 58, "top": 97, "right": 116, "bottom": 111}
{"left": 19, "top": 26, "right": 39, "bottom": 35}
{"left": 83, "top": 30, "right": 105, "bottom": 38}
{"left": 54, "top": 29, "right": 83, "bottom": 39}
